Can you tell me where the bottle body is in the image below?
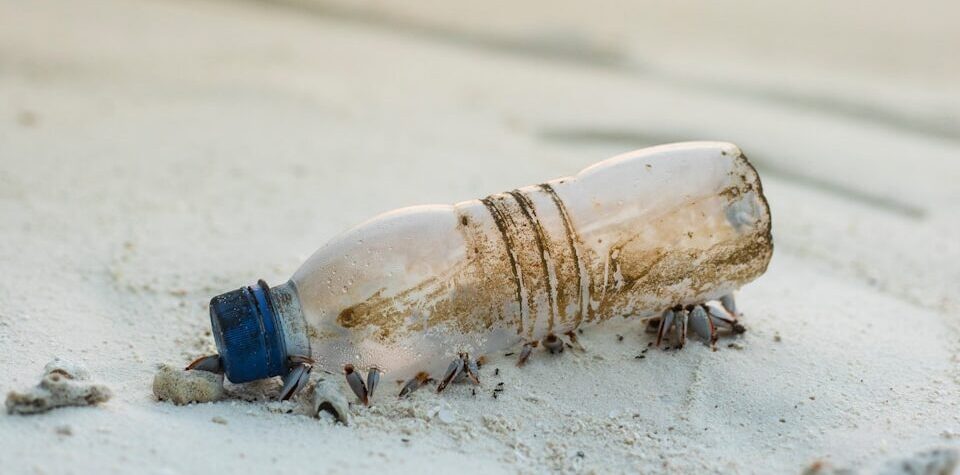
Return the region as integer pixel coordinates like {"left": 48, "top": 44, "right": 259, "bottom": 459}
{"left": 279, "top": 142, "right": 772, "bottom": 381}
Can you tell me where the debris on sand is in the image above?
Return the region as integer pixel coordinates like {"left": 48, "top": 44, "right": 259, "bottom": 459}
{"left": 802, "top": 447, "right": 959, "bottom": 475}
{"left": 153, "top": 364, "right": 225, "bottom": 405}
{"left": 311, "top": 378, "right": 350, "bottom": 425}
{"left": 879, "top": 447, "right": 958, "bottom": 475}
{"left": 6, "top": 358, "right": 112, "bottom": 415}
{"left": 800, "top": 460, "right": 854, "bottom": 475}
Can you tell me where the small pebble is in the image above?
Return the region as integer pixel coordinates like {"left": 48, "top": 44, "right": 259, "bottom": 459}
{"left": 523, "top": 393, "right": 544, "bottom": 403}
{"left": 436, "top": 408, "right": 455, "bottom": 424}
{"left": 211, "top": 416, "right": 228, "bottom": 425}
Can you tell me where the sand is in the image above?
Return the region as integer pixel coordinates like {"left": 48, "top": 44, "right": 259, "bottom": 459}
{"left": 1, "top": 0, "right": 959, "bottom": 473}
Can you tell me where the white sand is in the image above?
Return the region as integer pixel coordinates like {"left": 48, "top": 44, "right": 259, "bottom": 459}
{"left": 1, "top": 0, "right": 959, "bottom": 473}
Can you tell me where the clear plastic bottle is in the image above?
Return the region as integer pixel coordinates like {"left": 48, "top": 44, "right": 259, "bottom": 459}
{"left": 206, "top": 142, "right": 772, "bottom": 388}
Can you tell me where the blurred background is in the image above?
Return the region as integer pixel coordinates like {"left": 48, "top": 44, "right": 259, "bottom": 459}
{"left": 275, "top": 0, "right": 960, "bottom": 119}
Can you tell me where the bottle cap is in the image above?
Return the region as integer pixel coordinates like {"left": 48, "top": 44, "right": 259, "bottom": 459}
{"left": 208, "top": 280, "right": 287, "bottom": 383}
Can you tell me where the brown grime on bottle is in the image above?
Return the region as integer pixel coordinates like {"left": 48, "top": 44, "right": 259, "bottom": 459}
{"left": 507, "top": 190, "right": 559, "bottom": 332}
{"left": 539, "top": 183, "right": 592, "bottom": 328}
{"left": 334, "top": 152, "right": 772, "bottom": 344}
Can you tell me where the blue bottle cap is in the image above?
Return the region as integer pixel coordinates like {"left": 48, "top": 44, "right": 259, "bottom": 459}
{"left": 208, "top": 280, "right": 287, "bottom": 383}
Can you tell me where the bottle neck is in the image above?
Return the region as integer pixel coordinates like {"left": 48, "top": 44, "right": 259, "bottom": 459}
{"left": 269, "top": 281, "right": 312, "bottom": 360}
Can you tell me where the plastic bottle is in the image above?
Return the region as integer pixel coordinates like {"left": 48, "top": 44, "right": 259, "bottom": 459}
{"left": 205, "top": 141, "right": 772, "bottom": 390}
